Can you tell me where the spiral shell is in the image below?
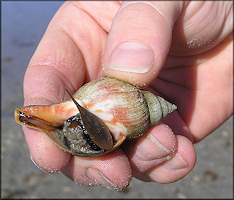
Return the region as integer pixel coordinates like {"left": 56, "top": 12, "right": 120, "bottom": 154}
{"left": 14, "top": 77, "right": 177, "bottom": 156}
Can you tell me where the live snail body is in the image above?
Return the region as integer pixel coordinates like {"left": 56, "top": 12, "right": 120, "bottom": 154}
{"left": 14, "top": 77, "right": 177, "bottom": 157}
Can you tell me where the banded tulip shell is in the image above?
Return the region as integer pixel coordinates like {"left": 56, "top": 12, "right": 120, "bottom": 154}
{"left": 14, "top": 77, "right": 177, "bottom": 156}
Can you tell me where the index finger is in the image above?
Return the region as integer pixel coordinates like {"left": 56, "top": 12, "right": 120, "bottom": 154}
{"left": 22, "top": 2, "right": 108, "bottom": 173}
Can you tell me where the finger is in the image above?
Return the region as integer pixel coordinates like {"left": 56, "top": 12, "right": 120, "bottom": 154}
{"left": 24, "top": 127, "right": 71, "bottom": 173}
{"left": 23, "top": 2, "right": 107, "bottom": 172}
{"left": 123, "top": 123, "right": 178, "bottom": 182}
{"left": 170, "top": 1, "right": 233, "bottom": 55}
{"left": 61, "top": 149, "right": 132, "bottom": 190}
{"left": 147, "top": 135, "right": 196, "bottom": 183}
{"left": 126, "top": 125, "right": 196, "bottom": 183}
{"left": 163, "top": 33, "right": 233, "bottom": 69}
{"left": 102, "top": 1, "right": 185, "bottom": 87}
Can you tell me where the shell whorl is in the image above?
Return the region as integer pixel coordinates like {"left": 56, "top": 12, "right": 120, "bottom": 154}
{"left": 141, "top": 90, "right": 177, "bottom": 126}
{"left": 73, "top": 78, "right": 151, "bottom": 139}
{"left": 73, "top": 78, "right": 177, "bottom": 139}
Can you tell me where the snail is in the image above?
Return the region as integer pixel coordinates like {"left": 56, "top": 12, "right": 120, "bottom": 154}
{"left": 14, "top": 77, "right": 177, "bottom": 157}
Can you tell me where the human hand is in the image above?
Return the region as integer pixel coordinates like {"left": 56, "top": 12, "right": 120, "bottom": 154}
{"left": 22, "top": 1, "right": 233, "bottom": 189}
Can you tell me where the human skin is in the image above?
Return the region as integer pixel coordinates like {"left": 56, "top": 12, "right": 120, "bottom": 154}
{"left": 21, "top": 1, "right": 233, "bottom": 189}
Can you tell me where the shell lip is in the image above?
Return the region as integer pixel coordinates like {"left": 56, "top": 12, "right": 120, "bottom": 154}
{"left": 14, "top": 108, "right": 62, "bottom": 132}
{"left": 14, "top": 108, "right": 22, "bottom": 124}
{"left": 15, "top": 108, "right": 33, "bottom": 127}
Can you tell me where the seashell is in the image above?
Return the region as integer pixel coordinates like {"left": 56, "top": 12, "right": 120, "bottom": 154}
{"left": 14, "top": 77, "right": 177, "bottom": 157}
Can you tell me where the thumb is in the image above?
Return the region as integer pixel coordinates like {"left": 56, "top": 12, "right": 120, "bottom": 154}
{"left": 102, "top": 1, "right": 185, "bottom": 87}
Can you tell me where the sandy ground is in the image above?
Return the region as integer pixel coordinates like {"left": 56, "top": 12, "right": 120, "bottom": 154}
{"left": 1, "top": 2, "right": 233, "bottom": 198}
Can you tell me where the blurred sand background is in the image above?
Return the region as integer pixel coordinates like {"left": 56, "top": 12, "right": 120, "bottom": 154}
{"left": 1, "top": 1, "right": 233, "bottom": 198}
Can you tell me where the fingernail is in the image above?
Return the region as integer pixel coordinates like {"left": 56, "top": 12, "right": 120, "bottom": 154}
{"left": 108, "top": 42, "right": 154, "bottom": 73}
{"left": 136, "top": 134, "right": 173, "bottom": 162}
{"left": 164, "top": 153, "right": 189, "bottom": 170}
{"left": 86, "top": 168, "right": 119, "bottom": 190}
{"left": 30, "top": 154, "right": 51, "bottom": 173}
